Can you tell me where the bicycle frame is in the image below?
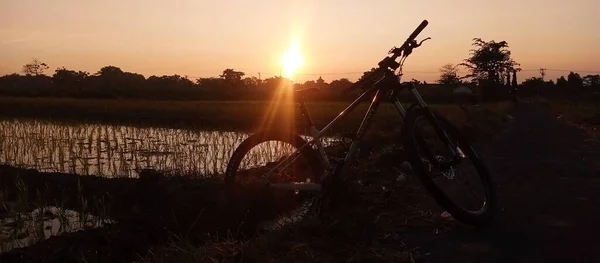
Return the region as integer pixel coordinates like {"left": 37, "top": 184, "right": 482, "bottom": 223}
{"left": 267, "top": 69, "right": 452, "bottom": 191}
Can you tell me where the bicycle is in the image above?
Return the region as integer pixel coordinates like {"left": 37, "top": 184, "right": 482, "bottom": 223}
{"left": 225, "top": 20, "right": 497, "bottom": 227}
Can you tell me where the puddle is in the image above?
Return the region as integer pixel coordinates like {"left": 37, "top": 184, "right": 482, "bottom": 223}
{"left": 0, "top": 206, "right": 115, "bottom": 253}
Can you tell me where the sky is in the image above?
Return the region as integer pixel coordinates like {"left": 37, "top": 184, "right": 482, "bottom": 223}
{"left": 1, "top": 0, "right": 599, "bottom": 83}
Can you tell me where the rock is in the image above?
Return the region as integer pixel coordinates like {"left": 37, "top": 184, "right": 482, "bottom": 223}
{"left": 396, "top": 172, "right": 408, "bottom": 183}
{"left": 400, "top": 161, "right": 412, "bottom": 171}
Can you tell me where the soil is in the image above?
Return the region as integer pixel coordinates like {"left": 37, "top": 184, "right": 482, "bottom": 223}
{"left": 1, "top": 101, "right": 599, "bottom": 263}
{"left": 413, "top": 102, "right": 600, "bottom": 262}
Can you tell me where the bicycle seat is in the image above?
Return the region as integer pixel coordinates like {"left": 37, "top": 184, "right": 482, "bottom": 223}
{"left": 295, "top": 87, "right": 320, "bottom": 97}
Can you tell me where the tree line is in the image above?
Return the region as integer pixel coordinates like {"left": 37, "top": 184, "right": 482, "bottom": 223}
{"left": 1, "top": 61, "right": 358, "bottom": 101}
{"left": 1, "top": 39, "right": 598, "bottom": 102}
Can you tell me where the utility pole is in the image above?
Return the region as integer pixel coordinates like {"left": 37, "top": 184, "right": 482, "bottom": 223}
{"left": 539, "top": 68, "right": 547, "bottom": 81}
{"left": 258, "top": 72, "right": 261, "bottom": 81}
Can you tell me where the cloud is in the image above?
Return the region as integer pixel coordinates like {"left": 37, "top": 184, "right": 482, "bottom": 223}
{"left": 64, "top": 33, "right": 98, "bottom": 39}
{"left": 1, "top": 35, "right": 36, "bottom": 44}
{"left": 1, "top": 31, "right": 98, "bottom": 45}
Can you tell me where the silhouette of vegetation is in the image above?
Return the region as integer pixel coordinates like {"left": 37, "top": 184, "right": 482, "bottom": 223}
{"left": 21, "top": 58, "right": 49, "bottom": 76}
{"left": 220, "top": 68, "right": 245, "bottom": 86}
{"left": 0, "top": 64, "right": 466, "bottom": 103}
{"left": 460, "top": 38, "right": 520, "bottom": 85}
{"left": 517, "top": 70, "right": 600, "bottom": 100}
{"left": 437, "top": 63, "right": 463, "bottom": 85}
{"left": 1, "top": 38, "right": 597, "bottom": 104}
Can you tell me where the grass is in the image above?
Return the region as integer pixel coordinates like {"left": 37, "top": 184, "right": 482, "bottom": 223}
{"left": 0, "top": 176, "right": 114, "bottom": 253}
{"left": 0, "top": 96, "right": 502, "bottom": 132}
{"left": 136, "top": 101, "right": 515, "bottom": 263}
{"left": 138, "top": 142, "right": 463, "bottom": 262}
{"left": 0, "top": 97, "right": 375, "bottom": 131}
{"left": 0, "top": 97, "right": 515, "bottom": 262}
{"left": 546, "top": 98, "right": 600, "bottom": 138}
{"left": 0, "top": 165, "right": 321, "bottom": 262}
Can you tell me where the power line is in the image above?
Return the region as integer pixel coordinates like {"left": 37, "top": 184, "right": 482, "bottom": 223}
{"left": 183, "top": 68, "right": 600, "bottom": 81}
{"left": 518, "top": 68, "right": 600, "bottom": 73}
{"left": 296, "top": 72, "right": 364, "bottom": 76}
{"left": 256, "top": 69, "right": 600, "bottom": 76}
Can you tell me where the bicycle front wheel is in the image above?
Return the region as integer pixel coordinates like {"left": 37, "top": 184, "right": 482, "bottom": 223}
{"left": 401, "top": 108, "right": 497, "bottom": 226}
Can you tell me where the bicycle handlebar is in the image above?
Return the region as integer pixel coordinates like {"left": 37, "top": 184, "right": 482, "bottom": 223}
{"left": 390, "top": 19, "right": 429, "bottom": 59}
{"left": 341, "top": 19, "right": 429, "bottom": 94}
{"left": 408, "top": 20, "right": 429, "bottom": 44}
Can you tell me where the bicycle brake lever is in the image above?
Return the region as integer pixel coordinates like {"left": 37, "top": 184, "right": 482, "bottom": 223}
{"left": 418, "top": 37, "right": 432, "bottom": 45}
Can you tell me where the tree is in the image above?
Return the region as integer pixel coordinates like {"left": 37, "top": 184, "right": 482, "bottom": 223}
{"left": 329, "top": 78, "right": 352, "bottom": 90}
{"left": 583, "top": 74, "right": 600, "bottom": 89}
{"left": 460, "top": 38, "right": 520, "bottom": 84}
{"left": 220, "top": 69, "right": 245, "bottom": 86}
{"left": 303, "top": 80, "right": 316, "bottom": 87}
{"left": 22, "top": 58, "right": 49, "bottom": 76}
{"left": 355, "top": 67, "right": 381, "bottom": 90}
{"left": 93, "top": 66, "right": 145, "bottom": 98}
{"left": 52, "top": 67, "right": 89, "bottom": 90}
{"left": 261, "top": 76, "right": 291, "bottom": 87}
{"left": 197, "top": 77, "right": 224, "bottom": 90}
{"left": 522, "top": 77, "right": 544, "bottom": 86}
{"left": 359, "top": 68, "right": 376, "bottom": 81}
{"left": 242, "top": 76, "right": 261, "bottom": 88}
{"left": 147, "top": 75, "right": 195, "bottom": 90}
{"left": 556, "top": 76, "right": 568, "bottom": 87}
{"left": 567, "top": 72, "right": 583, "bottom": 89}
{"left": 96, "top": 66, "right": 124, "bottom": 77}
{"left": 437, "top": 63, "right": 462, "bottom": 85}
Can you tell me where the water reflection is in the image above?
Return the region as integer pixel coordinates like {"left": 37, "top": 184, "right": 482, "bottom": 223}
{"left": 0, "top": 119, "right": 339, "bottom": 177}
{"left": 0, "top": 206, "right": 114, "bottom": 253}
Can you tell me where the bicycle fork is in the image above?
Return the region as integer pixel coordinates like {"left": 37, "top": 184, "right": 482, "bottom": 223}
{"left": 406, "top": 84, "right": 466, "bottom": 168}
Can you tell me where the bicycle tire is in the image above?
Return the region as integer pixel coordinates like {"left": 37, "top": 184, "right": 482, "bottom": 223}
{"left": 401, "top": 108, "right": 497, "bottom": 226}
{"left": 225, "top": 130, "right": 324, "bottom": 187}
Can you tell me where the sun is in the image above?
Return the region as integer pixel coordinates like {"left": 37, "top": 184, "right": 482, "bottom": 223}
{"left": 280, "top": 40, "right": 303, "bottom": 79}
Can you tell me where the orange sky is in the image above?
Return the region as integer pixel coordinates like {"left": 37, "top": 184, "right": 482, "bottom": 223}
{"left": 1, "top": 0, "right": 599, "bottom": 83}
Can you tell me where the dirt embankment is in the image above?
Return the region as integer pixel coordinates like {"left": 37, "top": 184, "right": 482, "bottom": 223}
{"left": 0, "top": 166, "right": 307, "bottom": 263}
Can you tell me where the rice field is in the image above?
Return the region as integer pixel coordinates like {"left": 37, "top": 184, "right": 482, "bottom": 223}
{"left": 0, "top": 100, "right": 513, "bottom": 178}
{"left": 0, "top": 119, "right": 341, "bottom": 178}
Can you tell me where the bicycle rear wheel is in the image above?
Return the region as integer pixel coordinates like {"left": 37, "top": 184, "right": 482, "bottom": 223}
{"left": 401, "top": 108, "right": 497, "bottom": 226}
{"left": 225, "top": 130, "right": 324, "bottom": 208}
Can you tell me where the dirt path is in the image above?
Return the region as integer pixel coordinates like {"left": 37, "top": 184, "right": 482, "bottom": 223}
{"left": 416, "top": 102, "right": 600, "bottom": 262}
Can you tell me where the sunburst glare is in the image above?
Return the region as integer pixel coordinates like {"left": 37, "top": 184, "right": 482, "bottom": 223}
{"left": 280, "top": 39, "right": 303, "bottom": 79}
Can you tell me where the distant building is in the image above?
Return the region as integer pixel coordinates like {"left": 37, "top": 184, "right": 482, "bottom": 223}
{"left": 315, "top": 76, "right": 327, "bottom": 88}
{"left": 453, "top": 85, "right": 474, "bottom": 94}
{"left": 316, "top": 76, "right": 325, "bottom": 87}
